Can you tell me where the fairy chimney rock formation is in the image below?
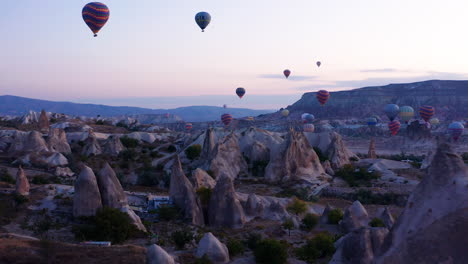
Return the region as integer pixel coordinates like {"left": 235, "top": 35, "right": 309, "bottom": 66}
{"left": 47, "top": 128, "right": 71, "bottom": 154}
{"left": 73, "top": 165, "right": 102, "bottom": 217}
{"left": 208, "top": 175, "right": 246, "bottom": 228}
{"left": 368, "top": 138, "right": 377, "bottom": 159}
{"left": 38, "top": 110, "right": 50, "bottom": 134}
{"left": 15, "top": 166, "right": 30, "bottom": 196}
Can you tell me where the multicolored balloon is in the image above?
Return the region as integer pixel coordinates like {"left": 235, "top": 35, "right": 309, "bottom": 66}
{"left": 281, "top": 109, "right": 290, "bottom": 117}
{"left": 185, "top": 123, "right": 193, "bottom": 132}
{"left": 429, "top": 118, "right": 440, "bottom": 125}
{"left": 221, "top": 113, "right": 233, "bottom": 126}
{"left": 195, "top": 12, "right": 211, "bottom": 32}
{"left": 384, "top": 104, "right": 400, "bottom": 121}
{"left": 236, "top": 87, "right": 246, "bottom": 98}
{"left": 448, "top": 122, "right": 464, "bottom": 141}
{"left": 419, "top": 105, "right": 435, "bottom": 122}
{"left": 303, "top": 123, "right": 315, "bottom": 132}
{"left": 82, "top": 2, "right": 110, "bottom": 37}
{"left": 367, "top": 117, "right": 378, "bottom": 126}
{"left": 301, "top": 113, "right": 310, "bottom": 123}
{"left": 316, "top": 61, "right": 321, "bottom": 67}
{"left": 399, "top": 106, "right": 415, "bottom": 123}
{"left": 283, "top": 69, "right": 291, "bottom": 79}
{"left": 316, "top": 90, "right": 330, "bottom": 106}
{"left": 388, "top": 120, "right": 401, "bottom": 136}
{"left": 305, "top": 114, "right": 315, "bottom": 123}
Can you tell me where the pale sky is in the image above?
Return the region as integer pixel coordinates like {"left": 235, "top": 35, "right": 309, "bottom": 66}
{"left": 1, "top": 0, "right": 468, "bottom": 109}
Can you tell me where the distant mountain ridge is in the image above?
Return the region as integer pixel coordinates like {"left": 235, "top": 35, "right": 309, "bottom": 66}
{"left": 0, "top": 95, "right": 273, "bottom": 122}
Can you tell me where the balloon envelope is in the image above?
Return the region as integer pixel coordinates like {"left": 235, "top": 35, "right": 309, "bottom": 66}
{"left": 316, "top": 90, "right": 330, "bottom": 106}
{"left": 283, "top": 69, "right": 291, "bottom": 78}
{"left": 82, "top": 2, "right": 110, "bottom": 37}
{"left": 367, "top": 117, "right": 378, "bottom": 126}
{"left": 429, "top": 118, "right": 439, "bottom": 125}
{"left": 301, "top": 113, "right": 310, "bottom": 122}
{"left": 246, "top": 116, "right": 254, "bottom": 121}
{"left": 388, "top": 120, "right": 401, "bottom": 136}
{"left": 399, "top": 106, "right": 415, "bottom": 122}
{"left": 419, "top": 105, "right": 435, "bottom": 122}
{"left": 316, "top": 61, "right": 321, "bottom": 67}
{"left": 448, "top": 122, "right": 464, "bottom": 140}
{"left": 305, "top": 114, "right": 315, "bottom": 123}
{"left": 236, "top": 87, "right": 246, "bottom": 98}
{"left": 221, "top": 113, "right": 233, "bottom": 126}
{"left": 303, "top": 123, "right": 315, "bottom": 132}
{"left": 281, "top": 109, "right": 289, "bottom": 117}
{"left": 195, "top": 12, "right": 211, "bottom": 32}
{"left": 384, "top": 104, "right": 400, "bottom": 121}
{"left": 185, "top": 123, "right": 193, "bottom": 131}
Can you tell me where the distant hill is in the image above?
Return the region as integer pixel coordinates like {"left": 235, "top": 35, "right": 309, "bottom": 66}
{"left": 282, "top": 80, "right": 468, "bottom": 121}
{"left": 0, "top": 95, "right": 272, "bottom": 122}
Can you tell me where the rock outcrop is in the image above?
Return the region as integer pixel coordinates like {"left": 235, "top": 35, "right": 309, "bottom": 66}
{"left": 96, "top": 163, "right": 128, "bottom": 208}
{"left": 376, "top": 140, "right": 468, "bottom": 263}
{"left": 102, "top": 135, "right": 125, "bottom": 156}
{"left": 55, "top": 167, "right": 75, "bottom": 178}
{"left": 120, "top": 206, "right": 147, "bottom": 232}
{"left": 201, "top": 128, "right": 216, "bottom": 159}
{"left": 196, "top": 232, "right": 230, "bottom": 264}
{"left": 326, "top": 132, "right": 358, "bottom": 169}
{"left": 46, "top": 128, "right": 71, "bottom": 154}
{"left": 15, "top": 166, "right": 30, "bottom": 196}
{"left": 73, "top": 166, "right": 102, "bottom": 217}
{"left": 340, "top": 200, "right": 369, "bottom": 233}
{"left": 208, "top": 133, "right": 248, "bottom": 179}
{"left": 38, "top": 109, "right": 50, "bottom": 134}
{"left": 378, "top": 207, "right": 394, "bottom": 229}
{"left": 169, "top": 156, "right": 204, "bottom": 226}
{"left": 265, "top": 130, "right": 325, "bottom": 183}
{"left": 147, "top": 244, "right": 175, "bottom": 264}
{"left": 320, "top": 204, "right": 332, "bottom": 225}
{"left": 9, "top": 131, "right": 49, "bottom": 154}
{"left": 192, "top": 168, "right": 216, "bottom": 190}
{"left": 208, "top": 175, "right": 246, "bottom": 228}
{"left": 368, "top": 138, "right": 377, "bottom": 159}
{"left": 81, "top": 130, "right": 102, "bottom": 156}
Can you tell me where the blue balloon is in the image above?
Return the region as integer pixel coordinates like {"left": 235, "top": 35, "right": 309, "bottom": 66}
{"left": 384, "top": 104, "right": 400, "bottom": 121}
{"left": 195, "top": 12, "right": 211, "bottom": 32}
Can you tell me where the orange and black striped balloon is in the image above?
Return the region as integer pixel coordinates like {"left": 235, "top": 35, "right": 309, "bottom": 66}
{"left": 419, "top": 105, "right": 435, "bottom": 122}
{"left": 82, "top": 2, "right": 110, "bottom": 37}
{"left": 316, "top": 90, "right": 330, "bottom": 106}
{"left": 185, "top": 123, "right": 193, "bottom": 131}
{"left": 388, "top": 120, "right": 401, "bottom": 136}
{"left": 221, "top": 114, "right": 233, "bottom": 126}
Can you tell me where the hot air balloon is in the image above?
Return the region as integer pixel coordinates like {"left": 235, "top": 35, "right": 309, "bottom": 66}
{"left": 82, "top": 2, "right": 110, "bottom": 37}
{"left": 301, "top": 113, "right": 310, "bottom": 123}
{"left": 388, "top": 120, "right": 401, "bottom": 136}
{"left": 448, "top": 122, "right": 464, "bottom": 141}
{"left": 305, "top": 114, "right": 315, "bottom": 123}
{"left": 367, "top": 117, "right": 378, "bottom": 127}
{"left": 284, "top": 69, "right": 291, "bottom": 79}
{"left": 221, "top": 113, "right": 233, "bottom": 126}
{"left": 399, "top": 106, "right": 415, "bottom": 123}
{"left": 303, "top": 123, "right": 315, "bottom": 132}
{"left": 185, "top": 123, "right": 193, "bottom": 132}
{"left": 195, "top": 12, "right": 211, "bottom": 32}
{"left": 384, "top": 104, "right": 400, "bottom": 121}
{"left": 281, "top": 109, "right": 290, "bottom": 117}
{"left": 316, "top": 61, "right": 321, "bottom": 67}
{"left": 223, "top": 104, "right": 227, "bottom": 109}
{"left": 236, "top": 87, "right": 246, "bottom": 98}
{"left": 429, "top": 118, "right": 440, "bottom": 125}
{"left": 316, "top": 90, "right": 330, "bottom": 106}
{"left": 246, "top": 116, "right": 254, "bottom": 121}
{"left": 165, "top": 113, "right": 170, "bottom": 119}
{"left": 419, "top": 105, "right": 435, "bottom": 122}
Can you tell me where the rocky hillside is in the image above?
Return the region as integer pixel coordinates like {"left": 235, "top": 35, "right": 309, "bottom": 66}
{"left": 287, "top": 80, "right": 468, "bottom": 120}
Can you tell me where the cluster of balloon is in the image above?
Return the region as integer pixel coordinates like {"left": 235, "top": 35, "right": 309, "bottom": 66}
{"left": 283, "top": 69, "right": 291, "bottom": 79}
{"left": 388, "top": 120, "right": 401, "bottom": 136}
{"left": 82, "top": 2, "right": 110, "bottom": 37}
{"left": 195, "top": 12, "right": 211, "bottom": 32}
{"left": 281, "top": 109, "right": 290, "bottom": 117}
{"left": 303, "top": 123, "right": 315, "bottom": 132}
{"left": 316, "top": 90, "right": 330, "bottom": 106}
{"left": 367, "top": 117, "right": 378, "bottom": 127}
{"left": 419, "top": 105, "right": 435, "bottom": 122}
{"left": 448, "top": 122, "right": 464, "bottom": 141}
{"left": 236, "top": 87, "right": 246, "bottom": 98}
{"left": 185, "top": 123, "right": 193, "bottom": 132}
{"left": 221, "top": 113, "right": 233, "bottom": 126}
{"left": 399, "top": 106, "right": 415, "bottom": 123}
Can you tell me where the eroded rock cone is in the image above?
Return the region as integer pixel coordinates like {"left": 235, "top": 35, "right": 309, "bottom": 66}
{"left": 9, "top": 131, "right": 49, "bottom": 154}
{"left": 81, "top": 130, "right": 102, "bottom": 157}
{"left": 244, "top": 193, "right": 265, "bottom": 218}
{"left": 96, "top": 163, "right": 128, "bottom": 208}
{"left": 38, "top": 109, "right": 50, "bottom": 134}
{"left": 147, "top": 244, "right": 175, "bottom": 264}
{"left": 320, "top": 204, "right": 332, "bottom": 225}
{"left": 208, "top": 175, "right": 246, "bottom": 228}
{"left": 73, "top": 165, "right": 102, "bottom": 217}
{"left": 102, "top": 135, "right": 125, "bottom": 156}
{"left": 378, "top": 207, "right": 394, "bottom": 229}
{"left": 47, "top": 128, "right": 71, "bottom": 154}
{"left": 376, "top": 140, "right": 468, "bottom": 263}
{"left": 326, "top": 132, "right": 358, "bottom": 169}
{"left": 196, "top": 232, "right": 229, "bottom": 264}
{"left": 368, "top": 137, "right": 377, "bottom": 159}
{"left": 340, "top": 200, "right": 369, "bottom": 233}
{"left": 192, "top": 168, "right": 216, "bottom": 190}
{"left": 208, "top": 133, "right": 248, "bottom": 179}
{"left": 169, "top": 155, "right": 204, "bottom": 226}
{"left": 15, "top": 166, "right": 30, "bottom": 196}
{"left": 201, "top": 128, "right": 216, "bottom": 160}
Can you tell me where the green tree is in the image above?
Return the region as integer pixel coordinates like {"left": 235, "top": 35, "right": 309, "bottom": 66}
{"left": 227, "top": 239, "right": 245, "bottom": 257}
{"left": 282, "top": 218, "right": 295, "bottom": 236}
{"left": 301, "top": 213, "right": 319, "bottom": 231}
{"left": 120, "top": 136, "right": 139, "bottom": 148}
{"left": 245, "top": 233, "right": 262, "bottom": 250}
{"left": 185, "top": 144, "right": 202, "bottom": 161}
{"left": 156, "top": 204, "right": 181, "bottom": 221}
{"left": 196, "top": 187, "right": 212, "bottom": 206}
{"left": 254, "top": 239, "right": 288, "bottom": 264}
{"left": 287, "top": 197, "right": 308, "bottom": 216}
{"left": 327, "top": 209, "right": 344, "bottom": 225}
{"left": 296, "top": 232, "right": 335, "bottom": 263}
{"left": 369, "top": 218, "right": 385, "bottom": 227}
{"left": 171, "top": 229, "right": 193, "bottom": 250}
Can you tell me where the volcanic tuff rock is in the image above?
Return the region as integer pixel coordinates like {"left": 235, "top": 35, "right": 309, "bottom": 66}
{"left": 376, "top": 140, "right": 468, "bottom": 263}
{"left": 326, "top": 132, "right": 358, "bottom": 169}
{"left": 73, "top": 165, "right": 102, "bottom": 217}
{"left": 15, "top": 166, "right": 30, "bottom": 196}
{"left": 207, "top": 133, "right": 248, "bottom": 179}
{"left": 46, "top": 128, "right": 71, "bottom": 154}
{"left": 196, "top": 232, "right": 230, "bottom": 264}
{"left": 201, "top": 128, "right": 217, "bottom": 160}
{"left": 96, "top": 163, "right": 128, "bottom": 208}
{"left": 54, "top": 167, "right": 74, "bottom": 178}
{"left": 377, "top": 207, "right": 395, "bottom": 229}
{"left": 81, "top": 130, "right": 102, "bottom": 156}
{"left": 102, "top": 135, "right": 125, "bottom": 156}
{"left": 169, "top": 155, "right": 204, "bottom": 226}
{"left": 368, "top": 138, "right": 377, "bottom": 159}
{"left": 238, "top": 193, "right": 296, "bottom": 222}
{"left": 8, "top": 131, "right": 49, "bottom": 154}
{"left": 265, "top": 130, "right": 325, "bottom": 183}
{"left": 340, "top": 200, "right": 369, "bottom": 233}
{"left": 208, "top": 175, "right": 246, "bottom": 228}
{"left": 147, "top": 244, "right": 175, "bottom": 264}
{"left": 38, "top": 109, "right": 50, "bottom": 133}
{"left": 320, "top": 204, "right": 333, "bottom": 225}
{"left": 120, "top": 205, "right": 147, "bottom": 232}
{"left": 192, "top": 168, "right": 216, "bottom": 190}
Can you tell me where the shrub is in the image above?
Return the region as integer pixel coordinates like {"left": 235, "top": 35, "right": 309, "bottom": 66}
{"left": 254, "top": 239, "right": 288, "bottom": 264}
{"left": 313, "top": 147, "right": 329, "bottom": 162}
{"left": 95, "top": 120, "right": 105, "bottom": 125}
{"left": 369, "top": 218, "right": 386, "bottom": 227}
{"left": 352, "top": 189, "right": 400, "bottom": 205}
{"left": 295, "top": 232, "right": 335, "bottom": 263}
{"left": 137, "top": 171, "right": 158, "bottom": 186}
{"left": 287, "top": 197, "right": 308, "bottom": 216}
{"left": 13, "top": 194, "right": 29, "bottom": 206}
{"left": 282, "top": 218, "right": 295, "bottom": 236}
{"left": 167, "top": 145, "right": 177, "bottom": 153}
{"left": 171, "top": 229, "right": 193, "bottom": 250}
{"left": 245, "top": 233, "right": 262, "bottom": 250}
{"left": 0, "top": 169, "right": 15, "bottom": 184}
{"left": 276, "top": 187, "right": 317, "bottom": 202}
{"left": 120, "top": 136, "right": 139, "bottom": 148}
{"left": 335, "top": 164, "right": 380, "bottom": 187}
{"left": 301, "top": 213, "right": 319, "bottom": 231}
{"left": 327, "top": 209, "right": 343, "bottom": 225}
{"left": 227, "top": 239, "right": 245, "bottom": 257}
{"left": 196, "top": 187, "right": 212, "bottom": 206}
{"left": 72, "top": 207, "right": 137, "bottom": 244}
{"left": 156, "top": 204, "right": 181, "bottom": 221}
{"left": 185, "top": 144, "right": 202, "bottom": 161}
{"left": 195, "top": 254, "right": 213, "bottom": 264}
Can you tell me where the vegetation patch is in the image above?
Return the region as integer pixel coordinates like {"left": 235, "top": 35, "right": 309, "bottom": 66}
{"left": 185, "top": 144, "right": 202, "bottom": 161}
{"left": 335, "top": 164, "right": 381, "bottom": 187}
{"left": 327, "top": 209, "right": 343, "bottom": 225}
{"left": 369, "top": 218, "right": 386, "bottom": 227}
{"left": 295, "top": 232, "right": 336, "bottom": 264}
{"left": 120, "top": 136, "right": 139, "bottom": 148}
{"left": 254, "top": 239, "right": 288, "bottom": 264}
